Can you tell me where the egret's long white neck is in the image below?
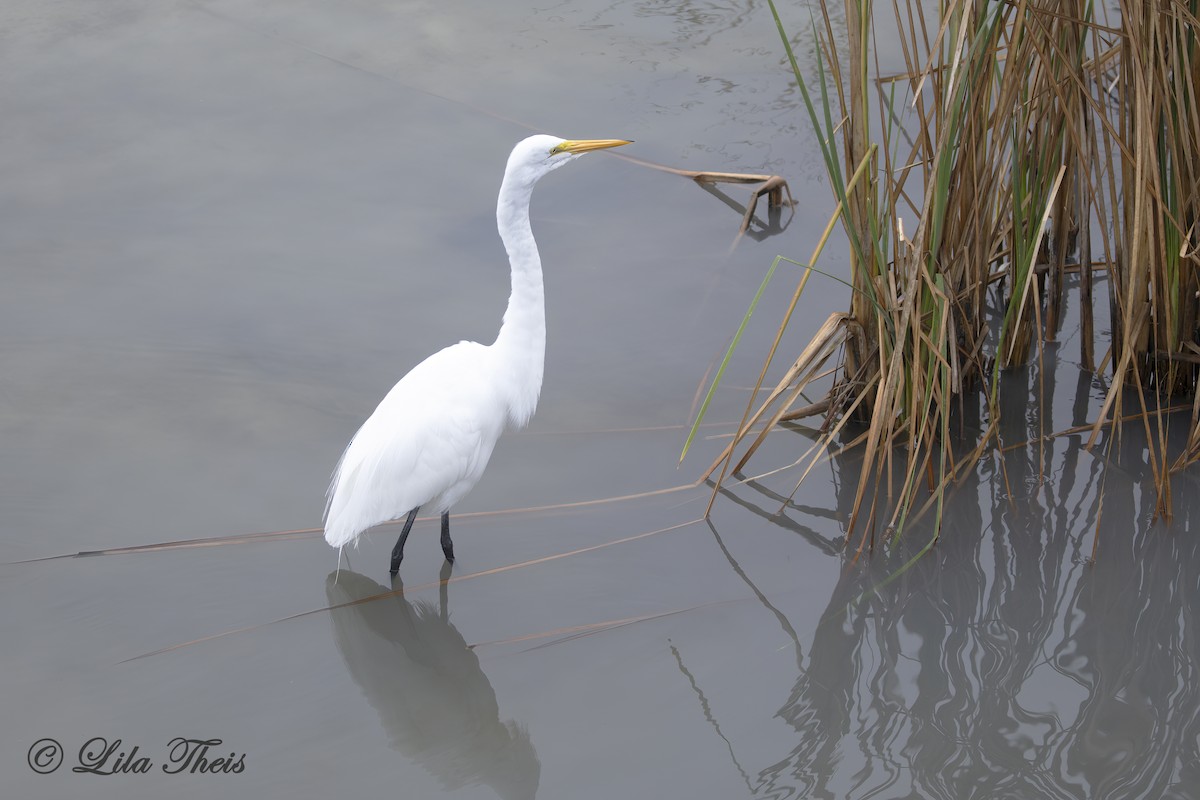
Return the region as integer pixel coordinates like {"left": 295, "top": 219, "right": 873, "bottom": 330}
{"left": 492, "top": 167, "right": 546, "bottom": 429}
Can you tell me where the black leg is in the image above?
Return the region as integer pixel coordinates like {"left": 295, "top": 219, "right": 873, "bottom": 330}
{"left": 389, "top": 507, "right": 419, "bottom": 575}
{"left": 440, "top": 511, "right": 455, "bottom": 562}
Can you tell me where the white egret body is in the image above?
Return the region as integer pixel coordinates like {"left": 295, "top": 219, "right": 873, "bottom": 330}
{"left": 324, "top": 135, "right": 630, "bottom": 572}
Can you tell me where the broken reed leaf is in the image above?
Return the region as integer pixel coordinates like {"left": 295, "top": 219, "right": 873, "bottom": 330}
{"left": 690, "top": 148, "right": 879, "bottom": 512}
{"left": 10, "top": 483, "right": 706, "bottom": 565}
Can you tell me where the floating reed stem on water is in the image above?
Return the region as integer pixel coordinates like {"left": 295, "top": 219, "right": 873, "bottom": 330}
{"left": 688, "top": 0, "right": 1200, "bottom": 550}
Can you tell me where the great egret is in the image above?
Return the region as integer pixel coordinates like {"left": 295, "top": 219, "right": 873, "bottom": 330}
{"left": 324, "top": 134, "right": 631, "bottom": 573}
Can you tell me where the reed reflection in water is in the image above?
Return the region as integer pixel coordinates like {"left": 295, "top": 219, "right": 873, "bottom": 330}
{"left": 708, "top": 364, "right": 1200, "bottom": 798}
{"left": 326, "top": 569, "right": 540, "bottom": 800}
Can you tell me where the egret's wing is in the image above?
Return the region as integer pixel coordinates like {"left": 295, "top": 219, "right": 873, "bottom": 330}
{"left": 324, "top": 342, "right": 501, "bottom": 547}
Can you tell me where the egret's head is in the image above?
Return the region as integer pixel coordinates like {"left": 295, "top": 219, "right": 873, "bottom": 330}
{"left": 505, "top": 134, "right": 631, "bottom": 186}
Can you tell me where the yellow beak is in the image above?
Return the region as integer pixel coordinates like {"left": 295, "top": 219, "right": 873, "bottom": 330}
{"left": 551, "top": 139, "right": 633, "bottom": 155}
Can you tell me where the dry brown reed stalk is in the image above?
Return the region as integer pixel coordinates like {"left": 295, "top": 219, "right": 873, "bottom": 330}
{"left": 690, "top": 0, "right": 1200, "bottom": 548}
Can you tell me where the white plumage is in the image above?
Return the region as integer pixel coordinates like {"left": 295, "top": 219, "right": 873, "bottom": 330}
{"left": 323, "top": 134, "right": 631, "bottom": 572}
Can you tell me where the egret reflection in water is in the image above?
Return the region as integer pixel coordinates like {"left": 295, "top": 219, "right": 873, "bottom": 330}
{"left": 326, "top": 569, "right": 540, "bottom": 800}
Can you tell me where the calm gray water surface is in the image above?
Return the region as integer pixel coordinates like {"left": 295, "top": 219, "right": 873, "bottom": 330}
{"left": 3, "top": 2, "right": 1197, "bottom": 799}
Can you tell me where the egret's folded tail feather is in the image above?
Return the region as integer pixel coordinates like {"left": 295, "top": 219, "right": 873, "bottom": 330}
{"left": 324, "top": 521, "right": 361, "bottom": 549}
{"left": 324, "top": 447, "right": 364, "bottom": 548}
{"left": 324, "top": 439, "right": 355, "bottom": 522}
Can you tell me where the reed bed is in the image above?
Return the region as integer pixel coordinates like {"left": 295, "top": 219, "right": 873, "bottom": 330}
{"left": 691, "top": 0, "right": 1200, "bottom": 552}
